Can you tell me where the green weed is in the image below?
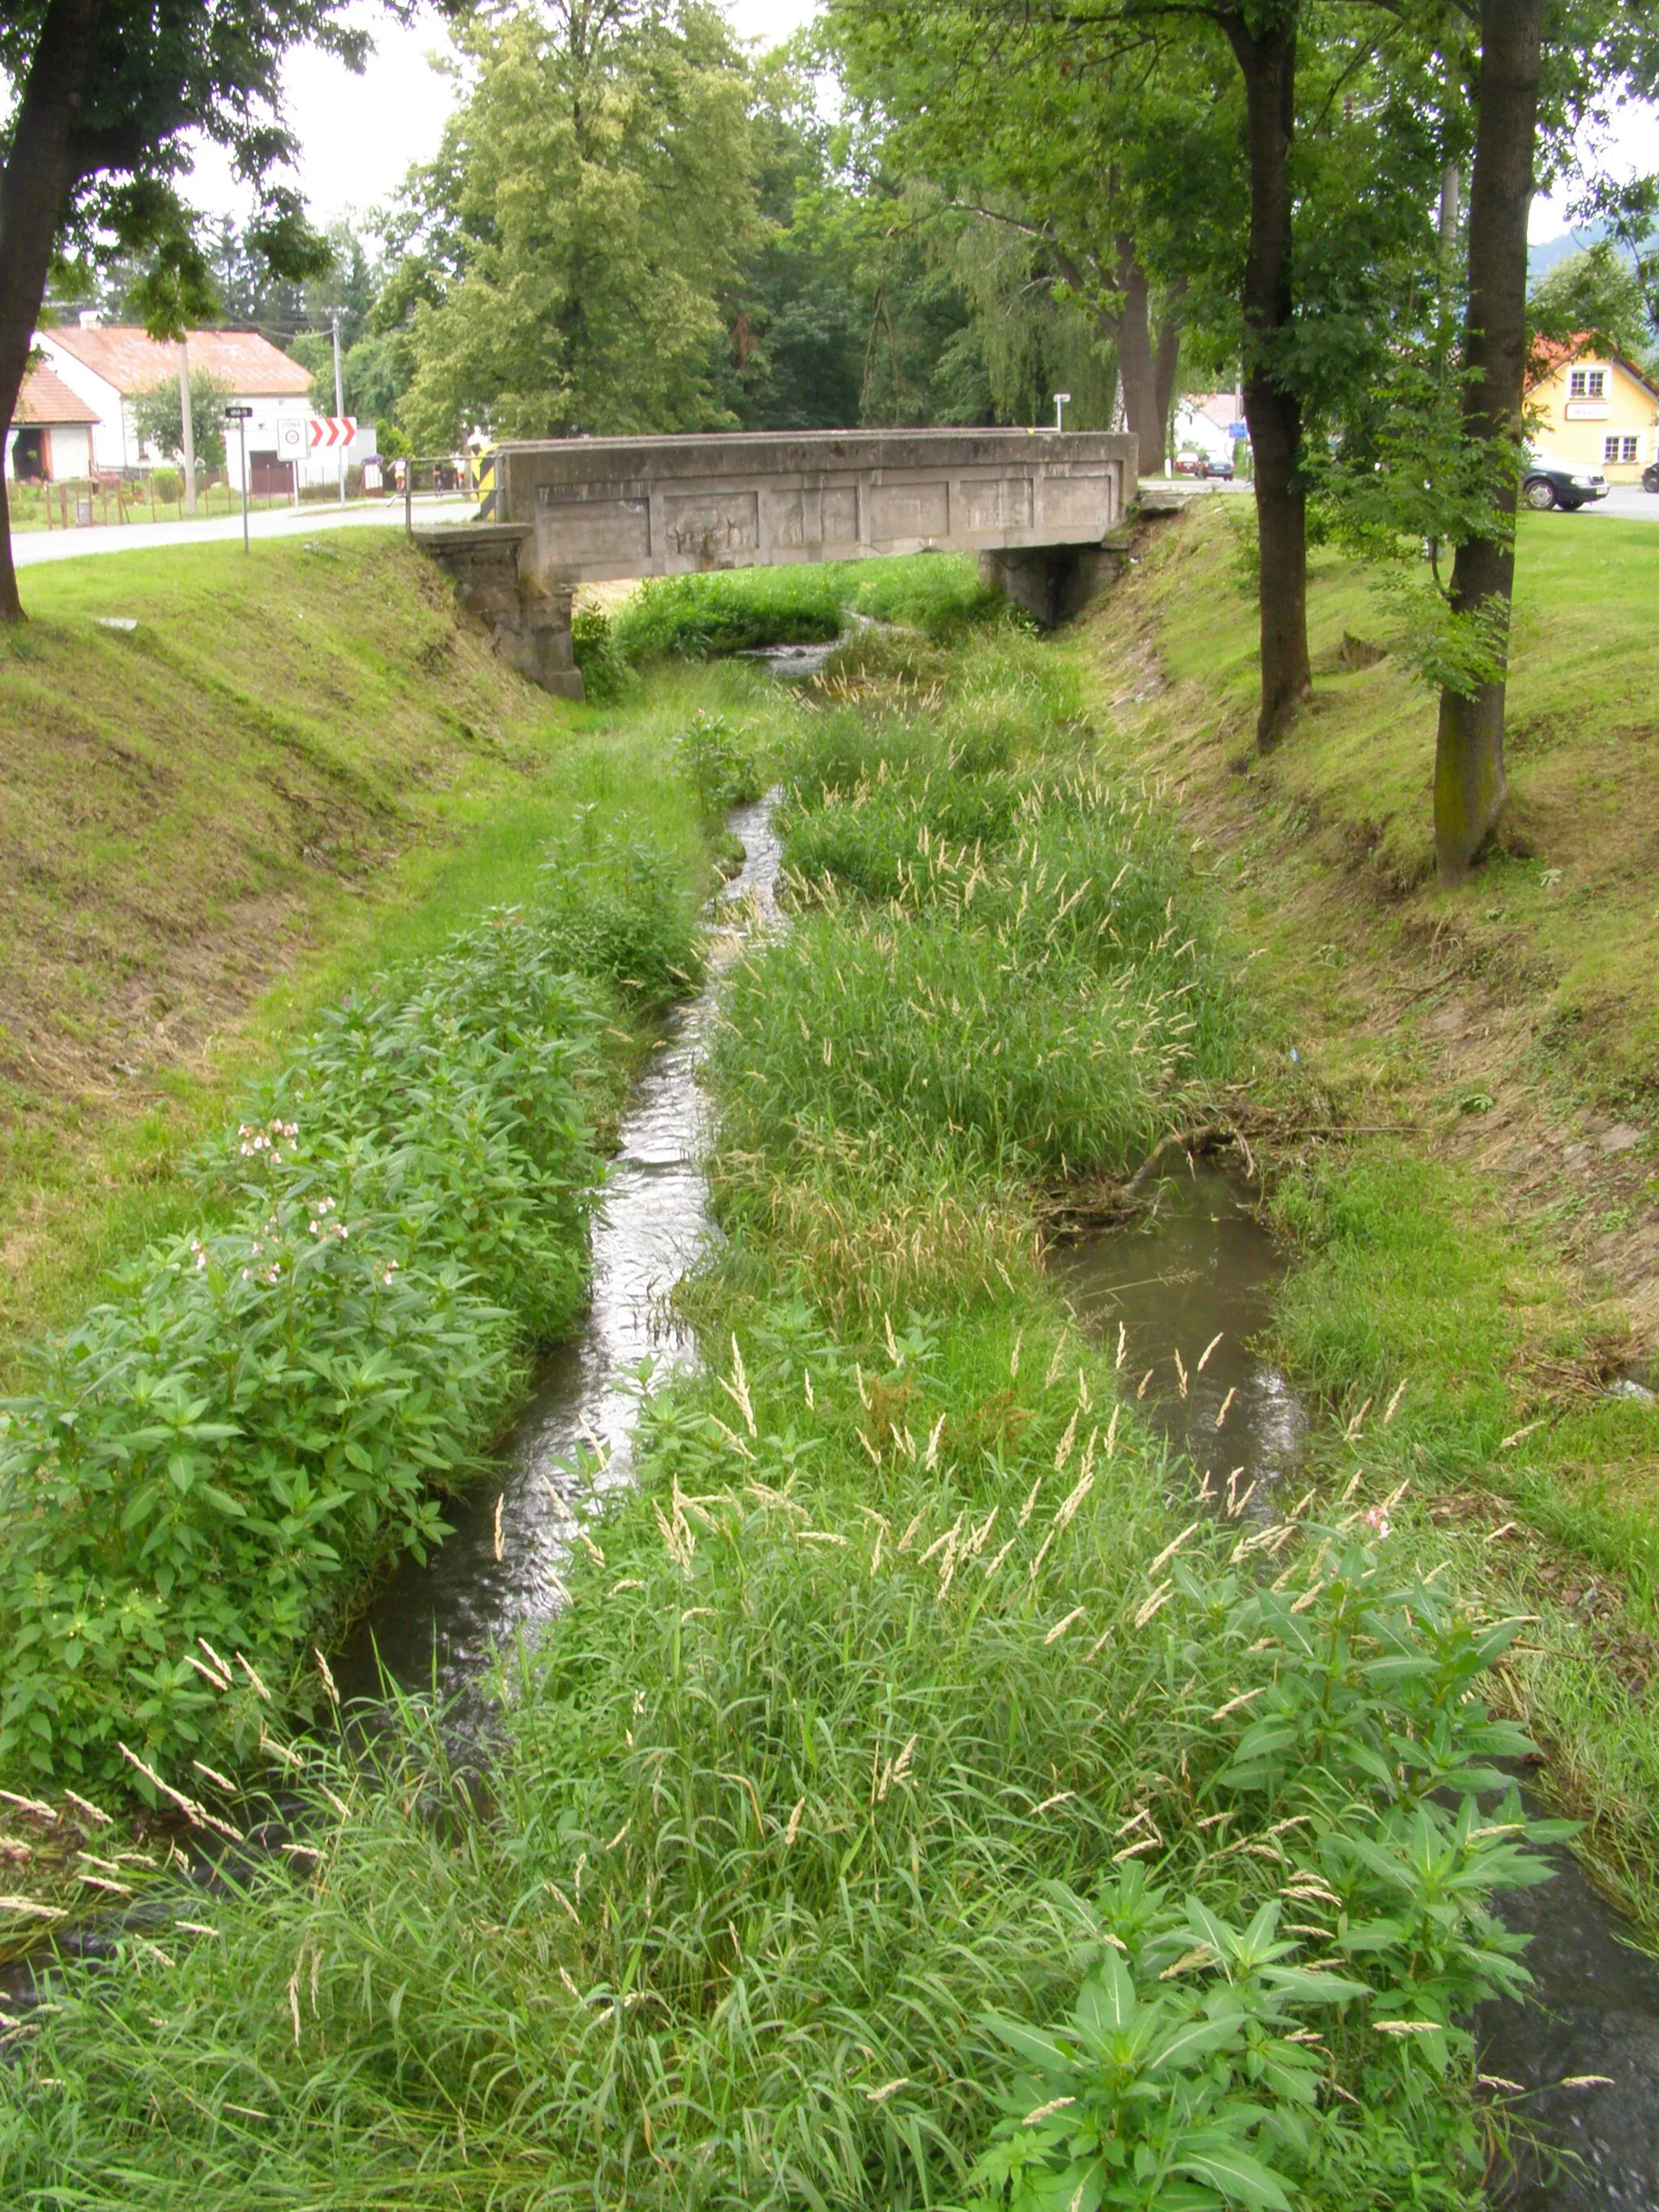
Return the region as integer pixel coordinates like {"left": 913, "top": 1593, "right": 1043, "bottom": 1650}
{"left": 0, "top": 832, "right": 703, "bottom": 1789}
{"left": 0, "top": 1308, "right": 1553, "bottom": 2210}
{"left": 612, "top": 552, "right": 1005, "bottom": 666}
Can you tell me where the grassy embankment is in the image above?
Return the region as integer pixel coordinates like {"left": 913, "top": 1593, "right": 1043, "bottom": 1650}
{"left": 0, "top": 564, "right": 1563, "bottom": 2209}
{"left": 0, "top": 534, "right": 825, "bottom": 1784}
{"left": 1079, "top": 497, "right": 1659, "bottom": 1929}
{"left": 0, "top": 531, "right": 725, "bottom": 1385}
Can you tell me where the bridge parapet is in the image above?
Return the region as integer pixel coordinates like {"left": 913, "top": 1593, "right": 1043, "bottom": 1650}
{"left": 494, "top": 428, "right": 1136, "bottom": 582}
{"left": 420, "top": 428, "right": 1137, "bottom": 699}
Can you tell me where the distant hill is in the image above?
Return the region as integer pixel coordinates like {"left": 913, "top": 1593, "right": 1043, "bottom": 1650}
{"left": 1528, "top": 224, "right": 1613, "bottom": 282}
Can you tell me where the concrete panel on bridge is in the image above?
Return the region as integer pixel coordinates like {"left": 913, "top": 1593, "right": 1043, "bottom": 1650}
{"left": 494, "top": 428, "right": 1136, "bottom": 583}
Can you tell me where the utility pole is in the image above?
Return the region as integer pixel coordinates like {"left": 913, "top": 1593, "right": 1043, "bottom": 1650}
{"left": 331, "top": 309, "right": 347, "bottom": 506}
{"left": 177, "top": 337, "right": 198, "bottom": 515}
{"left": 225, "top": 406, "right": 253, "bottom": 552}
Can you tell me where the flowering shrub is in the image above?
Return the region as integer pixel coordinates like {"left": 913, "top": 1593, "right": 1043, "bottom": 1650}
{"left": 0, "top": 906, "right": 616, "bottom": 1787}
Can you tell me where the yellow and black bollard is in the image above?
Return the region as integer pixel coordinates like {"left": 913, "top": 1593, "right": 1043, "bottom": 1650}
{"left": 472, "top": 445, "right": 497, "bottom": 521}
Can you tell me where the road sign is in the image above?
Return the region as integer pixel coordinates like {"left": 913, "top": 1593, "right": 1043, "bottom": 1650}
{"left": 224, "top": 404, "right": 254, "bottom": 421}
{"left": 1226, "top": 421, "right": 1248, "bottom": 440}
{"left": 308, "top": 416, "right": 357, "bottom": 450}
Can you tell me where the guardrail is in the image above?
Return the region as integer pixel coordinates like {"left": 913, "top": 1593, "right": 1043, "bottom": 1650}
{"left": 395, "top": 458, "right": 476, "bottom": 534}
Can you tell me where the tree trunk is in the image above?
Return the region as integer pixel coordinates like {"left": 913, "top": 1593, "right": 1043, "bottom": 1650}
{"left": 1433, "top": 0, "right": 1543, "bottom": 884}
{"left": 1223, "top": 14, "right": 1310, "bottom": 751}
{"left": 0, "top": 0, "right": 105, "bottom": 624}
{"left": 1152, "top": 287, "right": 1185, "bottom": 450}
{"left": 1112, "top": 237, "right": 1159, "bottom": 470}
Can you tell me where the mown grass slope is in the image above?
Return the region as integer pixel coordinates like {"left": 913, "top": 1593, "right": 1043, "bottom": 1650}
{"left": 2, "top": 535, "right": 581, "bottom": 1374}
{"left": 1114, "top": 501, "right": 1659, "bottom": 1097}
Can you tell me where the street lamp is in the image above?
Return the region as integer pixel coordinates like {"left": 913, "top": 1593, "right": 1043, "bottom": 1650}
{"left": 1054, "top": 391, "right": 1073, "bottom": 431}
{"left": 224, "top": 406, "right": 254, "bottom": 552}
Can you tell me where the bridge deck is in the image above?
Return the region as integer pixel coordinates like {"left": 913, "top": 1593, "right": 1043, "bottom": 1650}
{"left": 493, "top": 428, "right": 1137, "bottom": 583}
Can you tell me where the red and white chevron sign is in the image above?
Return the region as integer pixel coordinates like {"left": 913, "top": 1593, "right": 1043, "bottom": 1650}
{"left": 308, "top": 416, "right": 357, "bottom": 450}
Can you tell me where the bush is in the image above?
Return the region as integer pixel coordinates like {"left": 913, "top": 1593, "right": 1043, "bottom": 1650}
{"left": 612, "top": 567, "right": 843, "bottom": 663}
{"left": 537, "top": 819, "right": 705, "bottom": 1012}
{"left": 151, "top": 468, "right": 181, "bottom": 505}
{"left": 0, "top": 876, "right": 686, "bottom": 1787}
{"left": 672, "top": 710, "right": 764, "bottom": 817}
{"left": 608, "top": 553, "right": 1007, "bottom": 668}
{"left": 570, "top": 604, "right": 636, "bottom": 704}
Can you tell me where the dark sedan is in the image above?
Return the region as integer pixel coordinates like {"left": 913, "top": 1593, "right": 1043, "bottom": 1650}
{"left": 1522, "top": 454, "right": 1610, "bottom": 511}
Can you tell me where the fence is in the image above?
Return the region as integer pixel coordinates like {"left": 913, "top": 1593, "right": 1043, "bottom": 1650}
{"left": 395, "top": 458, "right": 479, "bottom": 534}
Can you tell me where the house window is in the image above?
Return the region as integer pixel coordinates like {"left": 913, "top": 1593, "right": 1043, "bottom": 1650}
{"left": 1623, "top": 436, "right": 1640, "bottom": 463}
{"left": 1571, "top": 368, "right": 1607, "bottom": 398}
{"left": 1606, "top": 435, "right": 1623, "bottom": 462}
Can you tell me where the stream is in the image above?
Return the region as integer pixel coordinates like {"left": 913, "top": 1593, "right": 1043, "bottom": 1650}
{"left": 1056, "top": 1166, "right": 1659, "bottom": 2211}
{"left": 331, "top": 791, "right": 784, "bottom": 1719}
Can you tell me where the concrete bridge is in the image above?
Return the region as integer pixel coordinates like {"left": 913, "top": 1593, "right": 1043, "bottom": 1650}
{"left": 419, "top": 427, "right": 1138, "bottom": 699}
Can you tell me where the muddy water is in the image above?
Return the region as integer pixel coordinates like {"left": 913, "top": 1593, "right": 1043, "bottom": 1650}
{"left": 1053, "top": 1166, "right": 1659, "bottom": 2212}
{"left": 1049, "top": 1165, "right": 1304, "bottom": 1507}
{"left": 331, "top": 794, "right": 784, "bottom": 1715}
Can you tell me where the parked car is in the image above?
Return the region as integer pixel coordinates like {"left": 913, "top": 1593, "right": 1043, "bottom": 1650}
{"left": 1173, "top": 453, "right": 1236, "bottom": 479}
{"left": 1642, "top": 460, "right": 1659, "bottom": 493}
{"left": 1521, "top": 452, "right": 1609, "bottom": 510}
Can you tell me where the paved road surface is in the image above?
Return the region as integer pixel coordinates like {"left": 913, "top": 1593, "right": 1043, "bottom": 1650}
{"left": 1574, "top": 484, "right": 1659, "bottom": 522}
{"left": 11, "top": 496, "right": 475, "bottom": 569}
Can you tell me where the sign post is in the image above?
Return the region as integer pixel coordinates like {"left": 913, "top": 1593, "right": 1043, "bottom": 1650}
{"left": 224, "top": 405, "right": 254, "bottom": 552}
{"left": 1054, "top": 391, "right": 1073, "bottom": 432}
{"left": 278, "top": 416, "right": 305, "bottom": 505}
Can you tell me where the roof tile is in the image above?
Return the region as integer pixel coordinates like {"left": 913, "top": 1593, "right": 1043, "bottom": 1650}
{"left": 13, "top": 365, "right": 100, "bottom": 424}
{"left": 44, "top": 326, "right": 313, "bottom": 398}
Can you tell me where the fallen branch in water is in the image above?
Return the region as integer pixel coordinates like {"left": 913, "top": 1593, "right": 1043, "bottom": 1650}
{"left": 1123, "top": 1126, "right": 1240, "bottom": 1196}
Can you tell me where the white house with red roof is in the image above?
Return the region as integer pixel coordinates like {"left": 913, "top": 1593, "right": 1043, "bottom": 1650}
{"left": 32, "top": 320, "right": 375, "bottom": 492}
{"left": 3, "top": 364, "right": 100, "bottom": 482}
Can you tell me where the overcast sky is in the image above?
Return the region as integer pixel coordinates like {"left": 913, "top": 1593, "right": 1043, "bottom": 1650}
{"left": 182, "top": 2, "right": 1652, "bottom": 244}
{"left": 184, "top": 0, "right": 821, "bottom": 231}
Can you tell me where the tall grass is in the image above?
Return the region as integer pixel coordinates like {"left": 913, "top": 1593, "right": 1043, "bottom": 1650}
{"left": 0, "top": 1308, "right": 1549, "bottom": 2210}
{"left": 714, "top": 630, "right": 1238, "bottom": 1217}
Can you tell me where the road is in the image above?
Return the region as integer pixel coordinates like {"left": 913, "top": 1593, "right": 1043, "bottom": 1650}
{"left": 1576, "top": 484, "right": 1659, "bottom": 522}
{"left": 11, "top": 495, "right": 476, "bottom": 568}
{"left": 1151, "top": 475, "right": 1659, "bottom": 522}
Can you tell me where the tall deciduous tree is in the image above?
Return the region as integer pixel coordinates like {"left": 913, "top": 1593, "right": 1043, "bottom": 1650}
{"left": 828, "top": 0, "right": 1446, "bottom": 750}
{"left": 1431, "top": 0, "right": 1543, "bottom": 884}
{"left": 394, "top": 0, "right": 762, "bottom": 445}
{"left": 0, "top": 0, "right": 353, "bottom": 621}
{"left": 824, "top": 4, "right": 1201, "bottom": 477}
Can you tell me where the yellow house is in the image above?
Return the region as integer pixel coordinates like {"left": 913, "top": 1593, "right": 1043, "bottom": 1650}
{"left": 1528, "top": 335, "right": 1659, "bottom": 483}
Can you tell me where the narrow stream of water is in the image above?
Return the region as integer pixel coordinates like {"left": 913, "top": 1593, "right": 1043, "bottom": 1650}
{"left": 331, "top": 795, "right": 784, "bottom": 1716}
{"left": 1055, "top": 1166, "right": 1659, "bottom": 2211}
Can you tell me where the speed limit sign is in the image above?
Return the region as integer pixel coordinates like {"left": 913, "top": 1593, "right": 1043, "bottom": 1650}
{"left": 277, "top": 418, "right": 305, "bottom": 458}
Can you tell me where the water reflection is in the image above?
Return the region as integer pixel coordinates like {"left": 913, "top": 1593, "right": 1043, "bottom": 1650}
{"left": 1052, "top": 1160, "right": 1659, "bottom": 2210}
{"left": 1049, "top": 1164, "right": 1304, "bottom": 1502}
